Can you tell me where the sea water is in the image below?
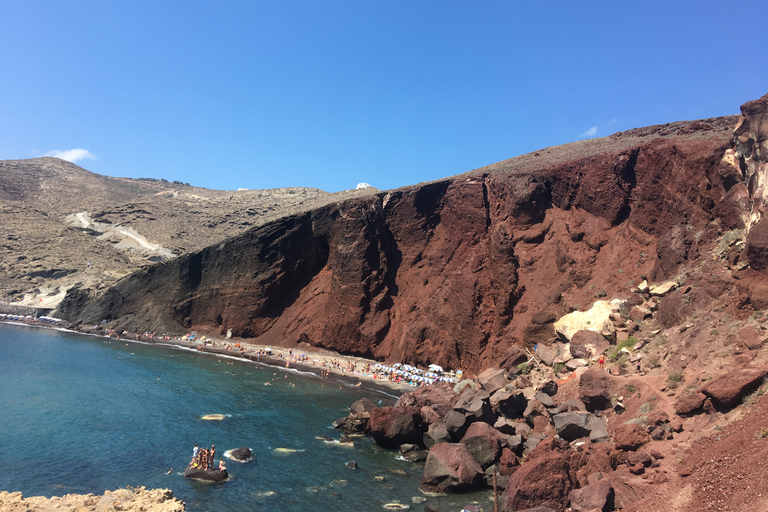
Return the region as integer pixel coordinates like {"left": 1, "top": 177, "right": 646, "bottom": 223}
{"left": 0, "top": 323, "right": 489, "bottom": 511}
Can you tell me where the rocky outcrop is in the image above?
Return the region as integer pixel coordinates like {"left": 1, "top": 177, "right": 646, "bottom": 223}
{"left": 228, "top": 447, "right": 253, "bottom": 462}
{"left": 182, "top": 465, "right": 229, "bottom": 482}
{"left": 421, "top": 442, "right": 483, "bottom": 493}
{"left": 0, "top": 488, "right": 185, "bottom": 512}
{"left": 56, "top": 112, "right": 744, "bottom": 373}
{"left": 699, "top": 368, "right": 768, "bottom": 409}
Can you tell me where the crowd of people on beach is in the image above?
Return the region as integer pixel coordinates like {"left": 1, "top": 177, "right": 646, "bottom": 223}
{"left": 191, "top": 444, "right": 225, "bottom": 472}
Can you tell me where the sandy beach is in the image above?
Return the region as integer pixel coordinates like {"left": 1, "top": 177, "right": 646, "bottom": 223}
{"left": 0, "top": 317, "right": 417, "bottom": 396}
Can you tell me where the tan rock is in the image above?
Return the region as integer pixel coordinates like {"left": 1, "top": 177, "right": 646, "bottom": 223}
{"left": 554, "top": 299, "right": 625, "bottom": 342}
{"left": 649, "top": 281, "right": 678, "bottom": 296}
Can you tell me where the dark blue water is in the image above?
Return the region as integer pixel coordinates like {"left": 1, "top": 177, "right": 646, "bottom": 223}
{"left": 0, "top": 323, "right": 488, "bottom": 511}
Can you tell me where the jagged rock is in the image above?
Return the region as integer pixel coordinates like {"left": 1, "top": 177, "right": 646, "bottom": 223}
{"left": 675, "top": 392, "right": 707, "bottom": 415}
{"left": 553, "top": 300, "right": 624, "bottom": 342}
{"left": 553, "top": 398, "right": 588, "bottom": 414}
{"left": 523, "top": 399, "right": 549, "bottom": 425}
{"left": 579, "top": 369, "right": 613, "bottom": 412}
{"left": 613, "top": 423, "right": 651, "bottom": 451}
{"left": 228, "top": 447, "right": 253, "bottom": 462}
{"left": 540, "top": 380, "right": 558, "bottom": 396}
{"left": 700, "top": 367, "right": 768, "bottom": 409}
{"left": 444, "top": 410, "right": 473, "bottom": 440}
{"left": 523, "top": 434, "right": 544, "bottom": 456}
{"left": 503, "top": 438, "right": 572, "bottom": 512}
{"left": 334, "top": 411, "right": 370, "bottom": 434}
{"left": 490, "top": 389, "right": 528, "bottom": 418}
{"left": 396, "top": 382, "right": 457, "bottom": 418}
{"left": 506, "top": 434, "right": 523, "bottom": 453}
{"left": 534, "top": 391, "right": 554, "bottom": 408}
{"left": 421, "top": 442, "right": 483, "bottom": 493}
{"left": 477, "top": 368, "right": 507, "bottom": 394}
{"left": 565, "top": 358, "right": 588, "bottom": 370}
{"left": 494, "top": 417, "right": 520, "bottom": 435}
{"left": 461, "top": 422, "right": 506, "bottom": 470}
{"left": 649, "top": 281, "right": 678, "bottom": 296}
{"left": 552, "top": 411, "right": 592, "bottom": 441}
{"left": 401, "top": 450, "right": 429, "bottom": 463}
{"left": 420, "top": 405, "right": 441, "bottom": 425}
{"left": 368, "top": 406, "right": 423, "bottom": 448}
{"left": 524, "top": 310, "right": 559, "bottom": 347}
{"left": 588, "top": 415, "right": 609, "bottom": 443}
{"left": 535, "top": 343, "right": 559, "bottom": 366}
{"left": 553, "top": 342, "right": 572, "bottom": 364}
{"left": 570, "top": 330, "right": 610, "bottom": 360}
{"left": 350, "top": 398, "right": 375, "bottom": 414}
{"left": 499, "top": 346, "right": 528, "bottom": 371}
{"left": 454, "top": 391, "right": 495, "bottom": 426}
{"left": 629, "top": 305, "right": 652, "bottom": 323}
{"left": 626, "top": 451, "right": 653, "bottom": 467}
{"left": 424, "top": 421, "right": 452, "bottom": 448}
{"left": 569, "top": 478, "right": 615, "bottom": 512}
{"left": 183, "top": 464, "right": 229, "bottom": 482}
{"left": 605, "top": 473, "right": 643, "bottom": 509}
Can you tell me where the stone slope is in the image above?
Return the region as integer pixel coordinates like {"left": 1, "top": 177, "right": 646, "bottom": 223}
{"left": 56, "top": 103, "right": 757, "bottom": 373}
{"left": 0, "top": 157, "right": 375, "bottom": 309}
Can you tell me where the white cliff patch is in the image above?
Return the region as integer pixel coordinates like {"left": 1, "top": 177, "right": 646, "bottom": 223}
{"left": 553, "top": 299, "right": 626, "bottom": 342}
{"left": 66, "top": 212, "right": 176, "bottom": 260}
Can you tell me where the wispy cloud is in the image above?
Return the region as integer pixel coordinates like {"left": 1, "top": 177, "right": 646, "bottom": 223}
{"left": 44, "top": 148, "right": 96, "bottom": 163}
{"left": 580, "top": 126, "right": 598, "bottom": 138}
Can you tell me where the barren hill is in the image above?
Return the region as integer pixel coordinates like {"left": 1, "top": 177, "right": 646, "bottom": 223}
{"left": 0, "top": 157, "right": 376, "bottom": 307}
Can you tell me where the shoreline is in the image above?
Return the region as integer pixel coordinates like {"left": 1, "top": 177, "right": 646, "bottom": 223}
{"left": 0, "top": 319, "right": 414, "bottom": 397}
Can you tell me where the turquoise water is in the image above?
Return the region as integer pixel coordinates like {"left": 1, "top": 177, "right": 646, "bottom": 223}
{"left": 0, "top": 323, "right": 488, "bottom": 511}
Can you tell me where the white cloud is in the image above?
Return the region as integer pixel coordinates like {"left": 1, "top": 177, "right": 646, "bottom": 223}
{"left": 580, "top": 126, "right": 598, "bottom": 138}
{"left": 44, "top": 148, "right": 96, "bottom": 163}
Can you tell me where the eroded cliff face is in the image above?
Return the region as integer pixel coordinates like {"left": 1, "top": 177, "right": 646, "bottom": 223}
{"left": 60, "top": 99, "right": 768, "bottom": 372}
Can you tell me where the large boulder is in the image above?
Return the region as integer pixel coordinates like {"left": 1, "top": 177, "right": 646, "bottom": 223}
{"left": 453, "top": 388, "right": 495, "bottom": 424}
{"left": 490, "top": 389, "right": 528, "bottom": 418}
{"left": 477, "top": 368, "right": 508, "bottom": 394}
{"left": 395, "top": 381, "right": 457, "bottom": 418}
{"left": 228, "top": 447, "right": 253, "bottom": 462}
{"left": 612, "top": 423, "right": 650, "bottom": 452}
{"left": 350, "top": 398, "right": 375, "bottom": 414}
{"left": 424, "top": 421, "right": 452, "bottom": 448}
{"left": 553, "top": 300, "right": 623, "bottom": 342}
{"left": 183, "top": 464, "right": 229, "bottom": 482}
{"left": 502, "top": 441, "right": 573, "bottom": 512}
{"left": 552, "top": 411, "right": 592, "bottom": 441}
{"left": 421, "top": 442, "right": 484, "bottom": 493}
{"left": 579, "top": 369, "right": 613, "bottom": 412}
{"left": 444, "top": 410, "right": 473, "bottom": 440}
{"left": 461, "top": 422, "right": 506, "bottom": 470}
{"left": 499, "top": 346, "right": 528, "bottom": 371}
{"left": 367, "top": 406, "right": 423, "bottom": 448}
{"left": 569, "top": 478, "right": 615, "bottom": 512}
{"left": 570, "top": 330, "right": 610, "bottom": 360}
{"left": 700, "top": 368, "right": 768, "bottom": 409}
{"left": 333, "top": 412, "right": 370, "bottom": 434}
{"left": 674, "top": 392, "right": 707, "bottom": 416}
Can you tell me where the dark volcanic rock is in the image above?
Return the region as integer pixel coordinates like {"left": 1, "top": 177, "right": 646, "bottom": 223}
{"left": 228, "top": 447, "right": 252, "bottom": 462}
{"left": 579, "top": 369, "right": 613, "bottom": 412}
{"left": 367, "top": 406, "right": 423, "bottom": 448}
{"left": 460, "top": 421, "right": 505, "bottom": 470}
{"left": 350, "top": 398, "right": 375, "bottom": 414}
{"left": 183, "top": 464, "right": 229, "bottom": 482}
{"left": 503, "top": 440, "right": 573, "bottom": 512}
{"left": 421, "top": 442, "right": 483, "bottom": 493}
{"left": 570, "top": 330, "right": 610, "bottom": 360}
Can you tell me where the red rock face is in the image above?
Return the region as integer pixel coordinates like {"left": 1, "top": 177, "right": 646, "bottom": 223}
{"left": 61, "top": 111, "right": 760, "bottom": 372}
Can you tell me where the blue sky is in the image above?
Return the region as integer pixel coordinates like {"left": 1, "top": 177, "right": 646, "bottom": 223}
{"left": 1, "top": 2, "right": 765, "bottom": 193}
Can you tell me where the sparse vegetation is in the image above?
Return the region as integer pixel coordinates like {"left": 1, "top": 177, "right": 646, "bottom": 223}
{"left": 623, "top": 384, "right": 637, "bottom": 394}
{"left": 517, "top": 362, "right": 531, "bottom": 375}
{"left": 758, "top": 427, "right": 768, "bottom": 438}
{"left": 667, "top": 371, "right": 685, "bottom": 389}
{"left": 553, "top": 362, "right": 565, "bottom": 374}
{"left": 743, "top": 378, "right": 768, "bottom": 406}
{"left": 609, "top": 337, "right": 638, "bottom": 361}
{"left": 638, "top": 401, "right": 654, "bottom": 415}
